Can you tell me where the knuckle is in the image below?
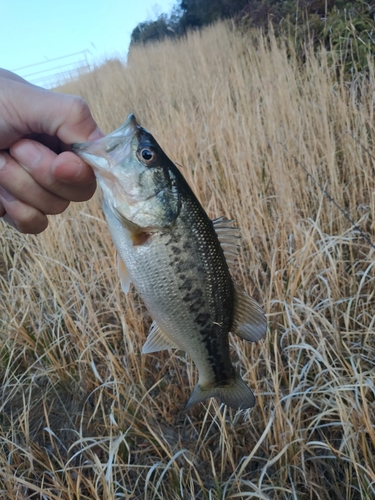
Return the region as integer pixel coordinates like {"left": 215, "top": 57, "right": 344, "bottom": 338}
{"left": 67, "top": 95, "right": 90, "bottom": 121}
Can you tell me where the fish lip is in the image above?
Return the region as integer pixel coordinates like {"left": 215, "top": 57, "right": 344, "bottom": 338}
{"left": 72, "top": 113, "right": 139, "bottom": 162}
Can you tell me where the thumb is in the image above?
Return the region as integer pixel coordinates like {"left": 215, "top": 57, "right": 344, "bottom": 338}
{"left": 44, "top": 92, "right": 104, "bottom": 144}
{"left": 1, "top": 76, "right": 103, "bottom": 145}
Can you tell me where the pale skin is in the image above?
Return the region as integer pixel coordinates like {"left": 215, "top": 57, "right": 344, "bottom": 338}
{"left": 0, "top": 69, "right": 103, "bottom": 234}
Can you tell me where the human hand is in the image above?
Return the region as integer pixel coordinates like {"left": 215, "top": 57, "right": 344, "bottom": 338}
{"left": 0, "top": 69, "right": 103, "bottom": 234}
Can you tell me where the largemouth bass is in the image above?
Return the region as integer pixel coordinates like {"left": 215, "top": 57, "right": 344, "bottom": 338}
{"left": 73, "top": 115, "right": 266, "bottom": 410}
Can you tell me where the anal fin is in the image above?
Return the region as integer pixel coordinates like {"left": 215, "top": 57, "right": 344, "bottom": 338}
{"left": 142, "top": 321, "right": 179, "bottom": 354}
{"left": 232, "top": 283, "right": 267, "bottom": 342}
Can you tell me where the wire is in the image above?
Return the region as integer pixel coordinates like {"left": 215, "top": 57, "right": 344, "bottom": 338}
{"left": 279, "top": 143, "right": 375, "bottom": 251}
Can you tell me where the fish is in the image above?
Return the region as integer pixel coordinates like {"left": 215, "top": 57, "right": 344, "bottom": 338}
{"left": 73, "top": 114, "right": 267, "bottom": 410}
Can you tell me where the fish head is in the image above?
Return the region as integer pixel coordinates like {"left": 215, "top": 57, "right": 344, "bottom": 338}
{"left": 73, "top": 114, "right": 180, "bottom": 231}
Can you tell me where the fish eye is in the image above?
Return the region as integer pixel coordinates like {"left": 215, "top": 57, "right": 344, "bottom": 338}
{"left": 138, "top": 147, "right": 156, "bottom": 165}
{"left": 141, "top": 149, "right": 153, "bottom": 160}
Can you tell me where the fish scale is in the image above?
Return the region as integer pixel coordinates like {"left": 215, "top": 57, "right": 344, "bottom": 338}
{"left": 104, "top": 192, "right": 235, "bottom": 386}
{"left": 73, "top": 114, "right": 267, "bottom": 410}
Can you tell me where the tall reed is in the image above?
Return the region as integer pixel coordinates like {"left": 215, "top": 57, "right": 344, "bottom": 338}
{"left": 0, "top": 22, "right": 374, "bottom": 499}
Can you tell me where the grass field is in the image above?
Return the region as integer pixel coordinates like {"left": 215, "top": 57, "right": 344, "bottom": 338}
{"left": 1, "top": 22, "right": 374, "bottom": 499}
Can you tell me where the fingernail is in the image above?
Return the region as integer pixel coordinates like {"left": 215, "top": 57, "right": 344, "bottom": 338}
{"left": 13, "top": 141, "right": 42, "bottom": 170}
{"left": 65, "top": 156, "right": 84, "bottom": 181}
{"left": 51, "top": 153, "right": 86, "bottom": 182}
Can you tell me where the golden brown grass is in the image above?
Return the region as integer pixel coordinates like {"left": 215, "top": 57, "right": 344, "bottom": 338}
{"left": 1, "top": 22, "right": 374, "bottom": 499}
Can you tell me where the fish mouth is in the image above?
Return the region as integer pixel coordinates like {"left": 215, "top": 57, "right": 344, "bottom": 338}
{"left": 72, "top": 114, "right": 139, "bottom": 171}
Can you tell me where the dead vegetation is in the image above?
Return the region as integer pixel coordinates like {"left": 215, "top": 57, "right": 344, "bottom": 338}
{"left": 0, "top": 22, "right": 374, "bottom": 499}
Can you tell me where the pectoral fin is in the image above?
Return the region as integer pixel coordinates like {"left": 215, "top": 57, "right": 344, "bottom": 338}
{"left": 117, "top": 254, "right": 131, "bottom": 294}
{"left": 232, "top": 283, "right": 267, "bottom": 342}
{"left": 142, "top": 321, "right": 179, "bottom": 354}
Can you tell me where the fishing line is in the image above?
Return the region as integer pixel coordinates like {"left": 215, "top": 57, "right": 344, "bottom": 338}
{"left": 279, "top": 143, "right": 375, "bottom": 251}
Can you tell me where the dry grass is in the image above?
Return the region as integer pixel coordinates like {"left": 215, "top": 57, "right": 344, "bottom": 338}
{"left": 1, "top": 22, "right": 374, "bottom": 499}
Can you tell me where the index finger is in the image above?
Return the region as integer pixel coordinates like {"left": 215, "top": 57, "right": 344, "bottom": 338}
{"left": 10, "top": 139, "right": 97, "bottom": 202}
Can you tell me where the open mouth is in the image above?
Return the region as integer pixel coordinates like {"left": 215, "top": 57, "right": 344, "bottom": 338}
{"left": 72, "top": 114, "right": 139, "bottom": 170}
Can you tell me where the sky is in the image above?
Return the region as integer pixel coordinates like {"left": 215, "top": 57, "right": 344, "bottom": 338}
{"left": 1, "top": 0, "right": 175, "bottom": 86}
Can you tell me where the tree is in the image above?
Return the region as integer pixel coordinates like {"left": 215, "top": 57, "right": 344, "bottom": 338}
{"left": 178, "top": 0, "right": 250, "bottom": 30}
{"left": 131, "top": 14, "right": 176, "bottom": 45}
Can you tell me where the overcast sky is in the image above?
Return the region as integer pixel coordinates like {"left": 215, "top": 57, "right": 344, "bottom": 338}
{"left": 2, "top": 0, "right": 175, "bottom": 85}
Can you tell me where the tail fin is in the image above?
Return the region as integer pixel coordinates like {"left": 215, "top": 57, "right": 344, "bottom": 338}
{"left": 185, "top": 372, "right": 255, "bottom": 411}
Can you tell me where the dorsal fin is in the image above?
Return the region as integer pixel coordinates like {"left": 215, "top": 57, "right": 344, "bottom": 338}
{"left": 232, "top": 283, "right": 267, "bottom": 342}
{"left": 212, "top": 217, "right": 241, "bottom": 272}
{"left": 142, "top": 321, "right": 179, "bottom": 354}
